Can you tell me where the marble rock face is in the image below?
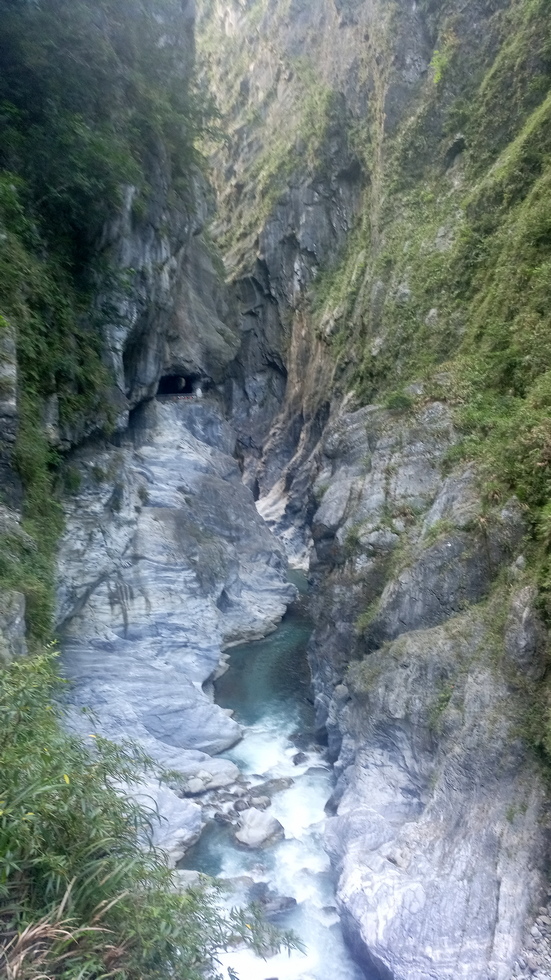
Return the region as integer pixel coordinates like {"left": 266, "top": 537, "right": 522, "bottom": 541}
{"left": 304, "top": 400, "right": 547, "bottom": 980}
{"left": 126, "top": 779, "right": 203, "bottom": 866}
{"left": 56, "top": 398, "right": 295, "bottom": 803}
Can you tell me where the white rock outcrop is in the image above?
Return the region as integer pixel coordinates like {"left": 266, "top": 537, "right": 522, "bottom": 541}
{"left": 56, "top": 398, "right": 295, "bottom": 831}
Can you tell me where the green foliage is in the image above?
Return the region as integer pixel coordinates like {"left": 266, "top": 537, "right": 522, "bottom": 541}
{"left": 355, "top": 601, "right": 379, "bottom": 635}
{"left": 428, "top": 680, "right": 454, "bottom": 733}
{"left": 63, "top": 468, "right": 83, "bottom": 496}
{"left": 344, "top": 523, "right": 362, "bottom": 556}
{"left": 423, "top": 518, "right": 455, "bottom": 546}
{"left": 429, "top": 49, "right": 448, "bottom": 86}
{"left": 538, "top": 502, "right": 551, "bottom": 549}
{"left": 0, "top": 648, "right": 298, "bottom": 979}
{"left": 384, "top": 390, "right": 415, "bottom": 413}
{"left": 0, "top": 384, "right": 63, "bottom": 640}
{"left": 429, "top": 31, "right": 458, "bottom": 86}
{"left": 0, "top": 0, "right": 202, "bottom": 268}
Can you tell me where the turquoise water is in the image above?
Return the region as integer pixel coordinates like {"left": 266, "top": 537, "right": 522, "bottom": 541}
{"left": 181, "top": 584, "right": 367, "bottom": 980}
{"left": 215, "top": 599, "right": 314, "bottom": 730}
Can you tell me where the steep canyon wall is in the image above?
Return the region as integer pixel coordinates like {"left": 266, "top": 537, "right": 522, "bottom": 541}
{"left": 1, "top": 1, "right": 551, "bottom": 978}
{"left": 198, "top": 1, "right": 551, "bottom": 978}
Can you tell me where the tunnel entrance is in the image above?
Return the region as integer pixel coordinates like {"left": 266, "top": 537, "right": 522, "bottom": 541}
{"left": 156, "top": 375, "right": 195, "bottom": 396}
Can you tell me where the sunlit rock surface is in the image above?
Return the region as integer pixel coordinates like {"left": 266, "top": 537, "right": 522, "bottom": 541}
{"left": 56, "top": 399, "right": 295, "bottom": 830}
{"left": 305, "top": 400, "right": 548, "bottom": 980}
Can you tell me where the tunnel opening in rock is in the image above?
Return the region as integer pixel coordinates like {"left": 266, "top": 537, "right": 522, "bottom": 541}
{"left": 156, "top": 374, "right": 195, "bottom": 396}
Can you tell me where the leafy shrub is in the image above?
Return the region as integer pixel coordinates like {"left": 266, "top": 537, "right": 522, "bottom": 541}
{"left": 0, "top": 648, "right": 296, "bottom": 978}
{"left": 384, "top": 391, "right": 414, "bottom": 413}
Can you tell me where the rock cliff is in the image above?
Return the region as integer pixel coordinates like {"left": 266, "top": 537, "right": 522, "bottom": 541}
{"left": 197, "top": 0, "right": 551, "bottom": 977}
{"left": 311, "top": 399, "right": 547, "bottom": 980}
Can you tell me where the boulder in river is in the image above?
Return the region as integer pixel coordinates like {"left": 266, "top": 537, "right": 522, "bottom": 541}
{"left": 234, "top": 807, "right": 284, "bottom": 848}
{"left": 252, "top": 777, "right": 294, "bottom": 797}
{"left": 249, "top": 882, "right": 297, "bottom": 916}
{"left": 249, "top": 795, "right": 271, "bottom": 810}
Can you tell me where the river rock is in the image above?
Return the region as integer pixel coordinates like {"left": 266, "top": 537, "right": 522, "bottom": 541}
{"left": 233, "top": 798, "right": 250, "bottom": 812}
{"left": 248, "top": 882, "right": 297, "bottom": 916}
{"left": 126, "top": 780, "right": 202, "bottom": 866}
{"left": 252, "top": 777, "right": 294, "bottom": 797}
{"left": 214, "top": 811, "right": 233, "bottom": 825}
{"left": 249, "top": 795, "right": 271, "bottom": 810}
{"left": 166, "top": 754, "right": 240, "bottom": 796}
{"left": 234, "top": 807, "right": 284, "bottom": 848}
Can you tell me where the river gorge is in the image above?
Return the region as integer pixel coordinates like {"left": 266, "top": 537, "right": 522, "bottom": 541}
{"left": 2, "top": 0, "right": 551, "bottom": 978}
{"left": 182, "top": 580, "right": 366, "bottom": 980}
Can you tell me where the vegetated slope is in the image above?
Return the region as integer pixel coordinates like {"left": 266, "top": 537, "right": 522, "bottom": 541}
{"left": 314, "top": 0, "right": 551, "bottom": 750}
{"left": 199, "top": 0, "right": 551, "bottom": 744}
{"left": 321, "top": 0, "right": 551, "bottom": 513}
{"left": 0, "top": 0, "right": 202, "bottom": 640}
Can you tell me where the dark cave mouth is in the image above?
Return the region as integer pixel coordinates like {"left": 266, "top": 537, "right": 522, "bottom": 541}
{"left": 156, "top": 374, "right": 196, "bottom": 396}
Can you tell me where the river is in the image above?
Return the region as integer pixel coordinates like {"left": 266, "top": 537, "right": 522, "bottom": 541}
{"left": 180, "top": 573, "right": 367, "bottom": 980}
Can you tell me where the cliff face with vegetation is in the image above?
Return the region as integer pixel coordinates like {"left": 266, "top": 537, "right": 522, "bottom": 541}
{"left": 0, "top": 2, "right": 294, "bottom": 976}
{"left": 2, "top": 0, "right": 551, "bottom": 977}
{"left": 198, "top": 0, "right": 551, "bottom": 536}
{"left": 198, "top": 1, "right": 551, "bottom": 977}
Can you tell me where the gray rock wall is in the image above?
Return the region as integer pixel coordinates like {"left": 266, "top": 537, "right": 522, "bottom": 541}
{"left": 198, "top": 0, "right": 375, "bottom": 490}
{"left": 99, "top": 183, "right": 241, "bottom": 429}
{"left": 0, "top": 320, "right": 22, "bottom": 509}
{"left": 306, "top": 399, "right": 549, "bottom": 979}
{"left": 197, "top": 2, "right": 551, "bottom": 976}
{"left": 56, "top": 398, "right": 295, "bottom": 860}
{"left": 197, "top": 0, "right": 517, "bottom": 546}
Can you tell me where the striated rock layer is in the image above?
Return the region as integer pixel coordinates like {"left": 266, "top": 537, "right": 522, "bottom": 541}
{"left": 56, "top": 397, "right": 295, "bottom": 860}
{"left": 304, "top": 400, "right": 548, "bottom": 980}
